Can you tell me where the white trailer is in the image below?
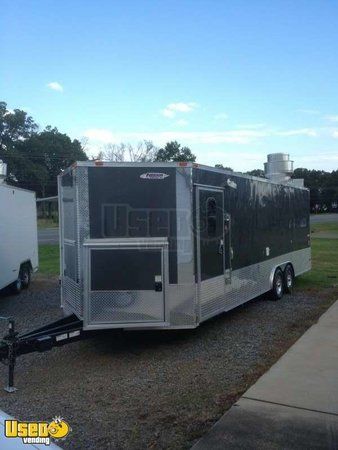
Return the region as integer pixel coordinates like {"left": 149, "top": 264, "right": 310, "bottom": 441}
{"left": 0, "top": 162, "right": 38, "bottom": 293}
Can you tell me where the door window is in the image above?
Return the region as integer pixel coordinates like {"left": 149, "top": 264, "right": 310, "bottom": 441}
{"left": 199, "top": 189, "right": 224, "bottom": 281}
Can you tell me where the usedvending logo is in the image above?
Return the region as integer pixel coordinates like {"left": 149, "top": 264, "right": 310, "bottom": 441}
{"left": 140, "top": 172, "right": 169, "bottom": 180}
{"left": 4, "top": 416, "right": 71, "bottom": 445}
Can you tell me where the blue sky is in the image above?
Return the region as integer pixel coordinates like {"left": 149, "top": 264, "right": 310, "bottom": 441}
{"left": 1, "top": 0, "right": 338, "bottom": 171}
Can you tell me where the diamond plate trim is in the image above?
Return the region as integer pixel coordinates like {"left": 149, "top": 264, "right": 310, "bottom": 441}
{"left": 63, "top": 276, "right": 82, "bottom": 316}
{"left": 89, "top": 290, "right": 164, "bottom": 323}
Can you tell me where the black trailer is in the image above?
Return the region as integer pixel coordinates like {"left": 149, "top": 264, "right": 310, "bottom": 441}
{"left": 0, "top": 154, "right": 311, "bottom": 391}
{"left": 58, "top": 157, "right": 311, "bottom": 330}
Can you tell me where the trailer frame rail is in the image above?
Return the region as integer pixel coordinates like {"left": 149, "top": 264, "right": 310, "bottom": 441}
{"left": 0, "top": 315, "right": 90, "bottom": 392}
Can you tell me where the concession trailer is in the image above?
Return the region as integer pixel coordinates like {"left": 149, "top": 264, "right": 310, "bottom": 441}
{"left": 59, "top": 153, "right": 311, "bottom": 330}
{"left": 0, "top": 153, "right": 311, "bottom": 391}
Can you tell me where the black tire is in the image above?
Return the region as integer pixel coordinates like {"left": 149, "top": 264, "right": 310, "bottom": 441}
{"left": 283, "top": 264, "right": 294, "bottom": 294}
{"left": 271, "top": 268, "right": 284, "bottom": 301}
{"left": 20, "top": 265, "right": 31, "bottom": 289}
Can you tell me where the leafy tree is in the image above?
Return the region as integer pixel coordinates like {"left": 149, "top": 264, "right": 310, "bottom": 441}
{"left": 293, "top": 168, "right": 338, "bottom": 211}
{"left": 1, "top": 102, "right": 39, "bottom": 189}
{"left": 0, "top": 102, "right": 38, "bottom": 151}
{"left": 154, "top": 141, "right": 196, "bottom": 162}
{"left": 246, "top": 169, "right": 265, "bottom": 178}
{"left": 215, "top": 164, "right": 233, "bottom": 171}
{"left": 0, "top": 102, "right": 87, "bottom": 197}
{"left": 16, "top": 127, "right": 87, "bottom": 196}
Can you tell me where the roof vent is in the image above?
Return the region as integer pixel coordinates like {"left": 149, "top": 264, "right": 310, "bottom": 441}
{"left": 0, "top": 160, "right": 7, "bottom": 184}
{"left": 264, "top": 153, "right": 293, "bottom": 183}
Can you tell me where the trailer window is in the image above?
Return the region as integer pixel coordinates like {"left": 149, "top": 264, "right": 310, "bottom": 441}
{"left": 206, "top": 197, "right": 217, "bottom": 236}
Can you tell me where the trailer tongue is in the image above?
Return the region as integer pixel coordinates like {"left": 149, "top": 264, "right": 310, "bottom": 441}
{"left": 0, "top": 315, "right": 91, "bottom": 392}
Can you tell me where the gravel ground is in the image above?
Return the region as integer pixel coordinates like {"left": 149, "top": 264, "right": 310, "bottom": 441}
{"left": 0, "top": 278, "right": 336, "bottom": 450}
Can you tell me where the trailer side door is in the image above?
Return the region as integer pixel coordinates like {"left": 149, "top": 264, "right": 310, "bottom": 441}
{"left": 196, "top": 186, "right": 227, "bottom": 319}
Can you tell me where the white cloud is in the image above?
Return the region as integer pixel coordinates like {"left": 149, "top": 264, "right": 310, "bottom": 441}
{"left": 326, "top": 115, "right": 338, "bottom": 123}
{"left": 47, "top": 81, "right": 63, "bottom": 92}
{"left": 143, "top": 129, "right": 266, "bottom": 145}
{"left": 83, "top": 125, "right": 322, "bottom": 149}
{"left": 237, "top": 123, "right": 266, "bottom": 129}
{"left": 83, "top": 125, "right": 324, "bottom": 151}
{"left": 296, "top": 152, "right": 338, "bottom": 163}
{"left": 176, "top": 119, "right": 188, "bottom": 127}
{"left": 84, "top": 128, "right": 116, "bottom": 143}
{"left": 276, "top": 128, "right": 318, "bottom": 137}
{"left": 197, "top": 149, "right": 267, "bottom": 168}
{"left": 214, "top": 113, "right": 229, "bottom": 121}
{"left": 161, "top": 102, "right": 198, "bottom": 118}
{"left": 162, "top": 109, "right": 176, "bottom": 118}
{"left": 83, "top": 128, "right": 267, "bottom": 148}
{"left": 80, "top": 126, "right": 338, "bottom": 171}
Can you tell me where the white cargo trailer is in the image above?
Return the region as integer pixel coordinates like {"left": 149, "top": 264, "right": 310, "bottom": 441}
{"left": 0, "top": 162, "right": 38, "bottom": 293}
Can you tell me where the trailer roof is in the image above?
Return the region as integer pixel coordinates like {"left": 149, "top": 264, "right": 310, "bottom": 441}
{"left": 62, "top": 161, "right": 307, "bottom": 190}
{"left": 0, "top": 182, "right": 37, "bottom": 196}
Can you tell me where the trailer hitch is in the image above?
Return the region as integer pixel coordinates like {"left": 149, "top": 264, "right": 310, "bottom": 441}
{"left": 0, "top": 314, "right": 89, "bottom": 393}
{"left": 0, "top": 317, "right": 18, "bottom": 393}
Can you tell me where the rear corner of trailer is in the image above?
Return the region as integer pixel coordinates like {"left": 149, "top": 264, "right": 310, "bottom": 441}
{"left": 294, "top": 185, "right": 312, "bottom": 277}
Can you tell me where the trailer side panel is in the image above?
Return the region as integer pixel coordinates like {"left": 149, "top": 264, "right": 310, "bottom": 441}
{"left": 193, "top": 167, "right": 311, "bottom": 321}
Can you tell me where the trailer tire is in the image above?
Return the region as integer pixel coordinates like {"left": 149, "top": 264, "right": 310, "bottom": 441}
{"left": 271, "top": 268, "right": 284, "bottom": 301}
{"left": 283, "top": 264, "right": 294, "bottom": 294}
{"left": 20, "top": 264, "right": 31, "bottom": 289}
{"left": 11, "top": 277, "right": 22, "bottom": 295}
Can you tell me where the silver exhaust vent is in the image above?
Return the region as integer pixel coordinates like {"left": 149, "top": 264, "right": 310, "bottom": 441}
{"left": 264, "top": 153, "right": 304, "bottom": 187}
{"left": 264, "top": 153, "right": 293, "bottom": 183}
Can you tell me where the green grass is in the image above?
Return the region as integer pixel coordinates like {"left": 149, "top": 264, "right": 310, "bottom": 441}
{"left": 311, "top": 221, "right": 338, "bottom": 234}
{"left": 38, "top": 245, "right": 60, "bottom": 276}
{"left": 297, "top": 238, "right": 338, "bottom": 289}
{"left": 38, "top": 218, "right": 59, "bottom": 229}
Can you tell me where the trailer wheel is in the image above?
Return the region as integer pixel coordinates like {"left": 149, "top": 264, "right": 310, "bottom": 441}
{"left": 20, "top": 265, "right": 31, "bottom": 289}
{"left": 283, "top": 264, "right": 294, "bottom": 294}
{"left": 271, "top": 268, "right": 284, "bottom": 301}
{"left": 11, "top": 277, "right": 22, "bottom": 295}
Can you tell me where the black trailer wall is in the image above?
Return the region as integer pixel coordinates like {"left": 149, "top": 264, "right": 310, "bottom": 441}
{"left": 193, "top": 168, "right": 310, "bottom": 271}
{"left": 87, "top": 167, "right": 178, "bottom": 283}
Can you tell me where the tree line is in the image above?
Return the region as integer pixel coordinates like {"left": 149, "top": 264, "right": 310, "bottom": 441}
{"left": 1, "top": 101, "right": 337, "bottom": 211}
{"left": 0, "top": 102, "right": 195, "bottom": 197}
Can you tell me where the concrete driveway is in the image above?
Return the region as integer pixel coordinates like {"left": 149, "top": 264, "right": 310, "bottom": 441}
{"left": 193, "top": 301, "right": 338, "bottom": 450}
